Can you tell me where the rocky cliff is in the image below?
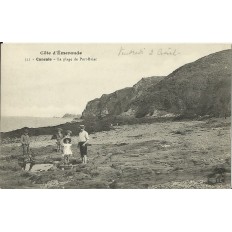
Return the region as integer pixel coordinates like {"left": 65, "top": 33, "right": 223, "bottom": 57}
{"left": 82, "top": 76, "right": 165, "bottom": 118}
{"left": 82, "top": 49, "right": 231, "bottom": 119}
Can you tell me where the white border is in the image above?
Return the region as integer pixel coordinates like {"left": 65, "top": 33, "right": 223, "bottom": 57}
{"left": 0, "top": 1, "right": 231, "bottom": 232}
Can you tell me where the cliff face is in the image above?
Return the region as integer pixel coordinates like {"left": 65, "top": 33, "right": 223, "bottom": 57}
{"left": 82, "top": 76, "right": 165, "bottom": 118}
{"left": 82, "top": 88, "right": 133, "bottom": 118}
{"left": 131, "top": 49, "right": 231, "bottom": 118}
{"left": 82, "top": 49, "right": 231, "bottom": 119}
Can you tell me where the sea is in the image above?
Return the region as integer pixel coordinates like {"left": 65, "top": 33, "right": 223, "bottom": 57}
{"left": 0, "top": 116, "right": 74, "bottom": 132}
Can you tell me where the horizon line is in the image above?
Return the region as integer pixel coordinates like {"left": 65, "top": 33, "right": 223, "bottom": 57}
{"left": 1, "top": 114, "right": 82, "bottom": 118}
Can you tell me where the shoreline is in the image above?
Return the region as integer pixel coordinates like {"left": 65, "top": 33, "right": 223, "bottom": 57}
{"left": 2, "top": 114, "right": 225, "bottom": 140}
{"left": 1, "top": 116, "right": 74, "bottom": 133}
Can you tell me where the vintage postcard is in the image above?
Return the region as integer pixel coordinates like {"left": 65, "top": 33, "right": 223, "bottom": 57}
{"left": 0, "top": 43, "right": 231, "bottom": 189}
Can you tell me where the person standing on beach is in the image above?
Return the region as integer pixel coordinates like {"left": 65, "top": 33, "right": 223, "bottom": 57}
{"left": 55, "top": 128, "right": 63, "bottom": 153}
{"left": 21, "top": 129, "right": 33, "bottom": 170}
{"left": 64, "top": 130, "right": 72, "bottom": 139}
{"left": 62, "top": 138, "right": 72, "bottom": 165}
{"left": 20, "top": 128, "right": 31, "bottom": 163}
{"left": 78, "top": 125, "right": 89, "bottom": 164}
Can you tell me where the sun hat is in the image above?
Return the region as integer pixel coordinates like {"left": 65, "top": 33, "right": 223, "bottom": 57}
{"left": 63, "top": 137, "right": 71, "bottom": 143}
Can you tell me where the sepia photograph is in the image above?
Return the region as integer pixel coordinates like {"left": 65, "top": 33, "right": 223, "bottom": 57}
{"left": 0, "top": 43, "right": 231, "bottom": 189}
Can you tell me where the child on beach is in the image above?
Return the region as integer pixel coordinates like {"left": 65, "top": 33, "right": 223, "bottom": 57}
{"left": 62, "top": 137, "right": 72, "bottom": 165}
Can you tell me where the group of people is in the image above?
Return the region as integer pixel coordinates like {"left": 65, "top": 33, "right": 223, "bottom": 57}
{"left": 54, "top": 125, "right": 89, "bottom": 164}
{"left": 21, "top": 125, "right": 90, "bottom": 167}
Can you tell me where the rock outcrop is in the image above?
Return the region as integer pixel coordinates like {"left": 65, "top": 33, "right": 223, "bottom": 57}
{"left": 82, "top": 49, "right": 231, "bottom": 119}
{"left": 82, "top": 76, "right": 165, "bottom": 118}
{"left": 62, "top": 114, "right": 80, "bottom": 118}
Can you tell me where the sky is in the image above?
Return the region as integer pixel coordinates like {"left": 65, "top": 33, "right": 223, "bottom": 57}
{"left": 1, "top": 43, "right": 230, "bottom": 117}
